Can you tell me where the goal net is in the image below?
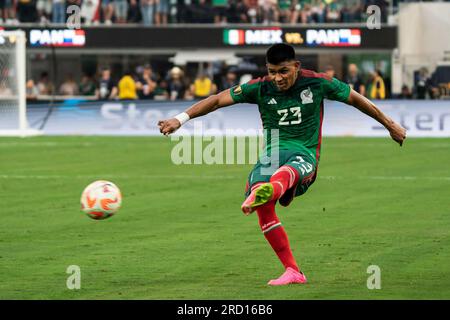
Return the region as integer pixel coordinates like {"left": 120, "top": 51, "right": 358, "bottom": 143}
{"left": 0, "top": 30, "right": 41, "bottom": 137}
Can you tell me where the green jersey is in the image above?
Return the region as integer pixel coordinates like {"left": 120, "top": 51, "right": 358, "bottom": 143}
{"left": 230, "top": 69, "right": 350, "bottom": 165}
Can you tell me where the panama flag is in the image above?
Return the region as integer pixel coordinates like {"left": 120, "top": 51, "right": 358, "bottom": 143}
{"left": 349, "top": 29, "right": 361, "bottom": 45}
{"left": 72, "top": 29, "right": 86, "bottom": 46}
{"left": 224, "top": 29, "right": 245, "bottom": 45}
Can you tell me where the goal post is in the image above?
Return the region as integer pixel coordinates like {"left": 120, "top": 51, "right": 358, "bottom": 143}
{"left": 0, "top": 30, "right": 42, "bottom": 137}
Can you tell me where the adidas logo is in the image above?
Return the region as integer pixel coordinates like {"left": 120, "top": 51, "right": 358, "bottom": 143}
{"left": 268, "top": 98, "right": 277, "bottom": 105}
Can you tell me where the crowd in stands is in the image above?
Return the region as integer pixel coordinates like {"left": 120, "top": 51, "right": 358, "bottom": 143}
{"left": 318, "top": 64, "right": 443, "bottom": 100}
{"left": 23, "top": 62, "right": 446, "bottom": 102}
{"left": 0, "top": 0, "right": 395, "bottom": 26}
{"left": 26, "top": 63, "right": 228, "bottom": 101}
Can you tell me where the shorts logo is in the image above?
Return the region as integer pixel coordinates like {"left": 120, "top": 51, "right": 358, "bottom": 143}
{"left": 300, "top": 87, "right": 313, "bottom": 104}
{"left": 233, "top": 85, "right": 242, "bottom": 95}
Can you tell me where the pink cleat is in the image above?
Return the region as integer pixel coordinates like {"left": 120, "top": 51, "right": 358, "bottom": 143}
{"left": 267, "top": 267, "right": 307, "bottom": 286}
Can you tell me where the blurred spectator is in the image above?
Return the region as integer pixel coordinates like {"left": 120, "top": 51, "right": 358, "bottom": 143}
{"left": 220, "top": 69, "right": 239, "bottom": 90}
{"left": 118, "top": 70, "right": 138, "bottom": 100}
{"left": 140, "top": 0, "right": 155, "bottom": 26}
{"left": 96, "top": 67, "right": 118, "bottom": 100}
{"left": 310, "top": 0, "right": 326, "bottom": 23}
{"left": 114, "top": 0, "right": 128, "bottom": 23}
{"left": 26, "top": 79, "right": 39, "bottom": 100}
{"left": 174, "top": 0, "right": 188, "bottom": 23}
{"left": 167, "top": 66, "right": 187, "bottom": 100}
{"left": 67, "top": 0, "right": 82, "bottom": 9}
{"left": 369, "top": 70, "right": 386, "bottom": 99}
{"left": 299, "top": 2, "right": 311, "bottom": 23}
{"left": 261, "top": 0, "right": 279, "bottom": 24}
{"left": 341, "top": 1, "right": 362, "bottom": 23}
{"left": 37, "top": 71, "right": 54, "bottom": 95}
{"left": 156, "top": 0, "right": 170, "bottom": 25}
{"left": 346, "top": 63, "right": 366, "bottom": 96}
{"left": 128, "top": 0, "right": 141, "bottom": 23}
{"left": 102, "top": 0, "right": 114, "bottom": 24}
{"left": 399, "top": 85, "right": 412, "bottom": 99}
{"left": 415, "top": 67, "right": 434, "bottom": 100}
{"left": 17, "top": 0, "right": 37, "bottom": 23}
{"left": 239, "top": 0, "right": 264, "bottom": 24}
{"left": 226, "top": 0, "right": 242, "bottom": 23}
{"left": 81, "top": 0, "right": 101, "bottom": 25}
{"left": 52, "top": 0, "right": 66, "bottom": 24}
{"left": 136, "top": 64, "right": 157, "bottom": 99}
{"left": 213, "top": 0, "right": 228, "bottom": 24}
{"left": 153, "top": 79, "right": 170, "bottom": 100}
{"left": 190, "top": 72, "right": 217, "bottom": 99}
{"left": 79, "top": 74, "right": 97, "bottom": 96}
{"left": 59, "top": 74, "right": 79, "bottom": 95}
{"left": 190, "top": 0, "right": 215, "bottom": 23}
{"left": 278, "top": 0, "right": 294, "bottom": 23}
{"left": 0, "top": 82, "right": 13, "bottom": 96}
{"left": 340, "top": 3, "right": 351, "bottom": 23}
{"left": 326, "top": 0, "right": 341, "bottom": 23}
{"left": 324, "top": 65, "right": 335, "bottom": 79}
{"left": 0, "top": 0, "right": 18, "bottom": 24}
{"left": 36, "top": 0, "right": 51, "bottom": 24}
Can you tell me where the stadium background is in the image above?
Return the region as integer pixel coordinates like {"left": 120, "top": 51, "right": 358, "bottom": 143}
{"left": 1, "top": 0, "right": 450, "bottom": 300}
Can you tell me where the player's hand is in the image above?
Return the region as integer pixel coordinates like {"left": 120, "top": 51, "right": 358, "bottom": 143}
{"left": 387, "top": 121, "right": 407, "bottom": 146}
{"left": 158, "top": 118, "right": 181, "bottom": 136}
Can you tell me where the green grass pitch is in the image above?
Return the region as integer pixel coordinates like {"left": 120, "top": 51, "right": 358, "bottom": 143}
{"left": 0, "top": 136, "right": 449, "bottom": 299}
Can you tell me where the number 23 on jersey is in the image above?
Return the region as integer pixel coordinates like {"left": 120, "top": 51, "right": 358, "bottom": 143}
{"left": 277, "top": 106, "right": 302, "bottom": 126}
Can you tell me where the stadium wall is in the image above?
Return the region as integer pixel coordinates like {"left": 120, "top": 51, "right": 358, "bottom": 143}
{"left": 27, "top": 100, "right": 450, "bottom": 137}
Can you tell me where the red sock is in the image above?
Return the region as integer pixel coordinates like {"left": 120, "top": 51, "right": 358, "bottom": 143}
{"left": 270, "top": 166, "right": 299, "bottom": 200}
{"left": 256, "top": 201, "right": 299, "bottom": 272}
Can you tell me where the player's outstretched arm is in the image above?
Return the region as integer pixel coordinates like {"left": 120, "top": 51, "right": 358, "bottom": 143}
{"left": 158, "top": 89, "right": 236, "bottom": 136}
{"left": 346, "top": 89, "right": 407, "bottom": 146}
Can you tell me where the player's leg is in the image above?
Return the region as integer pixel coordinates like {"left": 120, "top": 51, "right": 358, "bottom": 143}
{"left": 241, "top": 164, "right": 306, "bottom": 285}
{"left": 255, "top": 200, "right": 307, "bottom": 285}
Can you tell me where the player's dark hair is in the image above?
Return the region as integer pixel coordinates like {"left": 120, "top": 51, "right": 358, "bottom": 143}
{"left": 266, "top": 43, "right": 296, "bottom": 65}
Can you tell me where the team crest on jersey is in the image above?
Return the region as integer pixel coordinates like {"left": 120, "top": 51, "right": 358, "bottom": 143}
{"left": 233, "top": 85, "right": 242, "bottom": 95}
{"left": 300, "top": 87, "right": 313, "bottom": 104}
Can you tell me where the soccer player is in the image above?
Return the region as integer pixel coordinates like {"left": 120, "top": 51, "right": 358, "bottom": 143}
{"left": 158, "top": 43, "right": 406, "bottom": 286}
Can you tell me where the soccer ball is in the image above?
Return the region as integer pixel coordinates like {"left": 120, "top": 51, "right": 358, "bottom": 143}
{"left": 81, "top": 180, "right": 122, "bottom": 220}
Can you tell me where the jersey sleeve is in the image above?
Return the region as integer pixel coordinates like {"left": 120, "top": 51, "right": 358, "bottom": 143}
{"left": 229, "top": 79, "right": 260, "bottom": 104}
{"left": 322, "top": 77, "right": 351, "bottom": 103}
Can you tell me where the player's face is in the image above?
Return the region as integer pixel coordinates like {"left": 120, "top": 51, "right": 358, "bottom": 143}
{"left": 266, "top": 61, "right": 300, "bottom": 91}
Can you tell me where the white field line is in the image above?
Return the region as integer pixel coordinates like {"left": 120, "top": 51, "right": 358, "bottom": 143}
{"left": 0, "top": 174, "right": 450, "bottom": 181}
